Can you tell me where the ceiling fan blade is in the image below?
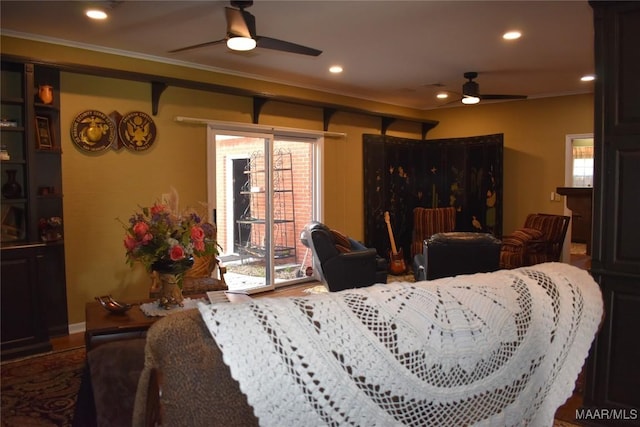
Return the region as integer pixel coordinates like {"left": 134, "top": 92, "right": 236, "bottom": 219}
{"left": 479, "top": 94, "right": 528, "bottom": 100}
{"left": 226, "top": 7, "right": 253, "bottom": 38}
{"left": 168, "top": 38, "right": 226, "bottom": 54}
{"left": 256, "top": 36, "right": 322, "bottom": 56}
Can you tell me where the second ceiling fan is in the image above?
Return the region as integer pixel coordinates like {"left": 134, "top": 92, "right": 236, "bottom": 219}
{"left": 460, "top": 72, "right": 527, "bottom": 104}
{"left": 169, "top": 0, "right": 322, "bottom": 56}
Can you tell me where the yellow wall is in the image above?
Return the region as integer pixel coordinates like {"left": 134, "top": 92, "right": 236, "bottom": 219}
{"left": 425, "top": 95, "right": 594, "bottom": 236}
{"left": 2, "top": 36, "right": 593, "bottom": 325}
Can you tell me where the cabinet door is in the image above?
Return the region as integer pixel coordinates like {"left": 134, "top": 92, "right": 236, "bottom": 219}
{"left": 38, "top": 244, "right": 68, "bottom": 336}
{"left": 1, "top": 246, "right": 52, "bottom": 359}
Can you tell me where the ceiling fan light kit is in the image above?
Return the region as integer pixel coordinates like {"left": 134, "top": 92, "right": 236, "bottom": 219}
{"left": 227, "top": 36, "right": 256, "bottom": 51}
{"left": 462, "top": 96, "right": 480, "bottom": 105}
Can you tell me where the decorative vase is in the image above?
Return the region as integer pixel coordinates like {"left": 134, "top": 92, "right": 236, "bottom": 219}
{"left": 38, "top": 85, "right": 54, "bottom": 104}
{"left": 2, "top": 169, "right": 22, "bottom": 199}
{"left": 157, "top": 272, "right": 185, "bottom": 309}
{"left": 151, "top": 257, "right": 194, "bottom": 309}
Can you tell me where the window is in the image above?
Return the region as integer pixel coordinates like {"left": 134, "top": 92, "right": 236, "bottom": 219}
{"left": 572, "top": 140, "right": 594, "bottom": 187}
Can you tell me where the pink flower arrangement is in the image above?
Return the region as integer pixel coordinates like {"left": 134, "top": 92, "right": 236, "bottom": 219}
{"left": 121, "top": 202, "right": 218, "bottom": 273}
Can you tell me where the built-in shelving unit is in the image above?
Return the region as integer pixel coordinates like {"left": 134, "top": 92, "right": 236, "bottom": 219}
{"left": 1, "top": 58, "right": 68, "bottom": 360}
{"left": 236, "top": 149, "right": 297, "bottom": 261}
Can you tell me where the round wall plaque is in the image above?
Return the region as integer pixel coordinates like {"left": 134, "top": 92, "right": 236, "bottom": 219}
{"left": 70, "top": 110, "right": 116, "bottom": 152}
{"left": 118, "top": 111, "right": 157, "bottom": 151}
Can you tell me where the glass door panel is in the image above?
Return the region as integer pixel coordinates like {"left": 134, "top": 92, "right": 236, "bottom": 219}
{"left": 213, "top": 132, "right": 317, "bottom": 292}
{"left": 272, "top": 139, "right": 314, "bottom": 287}
{"left": 215, "top": 134, "right": 271, "bottom": 292}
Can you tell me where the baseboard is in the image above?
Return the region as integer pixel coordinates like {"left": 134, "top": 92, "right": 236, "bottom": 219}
{"left": 68, "top": 322, "right": 86, "bottom": 335}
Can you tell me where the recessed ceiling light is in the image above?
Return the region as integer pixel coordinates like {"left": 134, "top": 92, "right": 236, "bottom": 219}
{"left": 329, "top": 65, "right": 343, "bottom": 74}
{"left": 580, "top": 74, "right": 596, "bottom": 82}
{"left": 86, "top": 9, "right": 108, "bottom": 20}
{"left": 503, "top": 31, "right": 522, "bottom": 40}
{"left": 436, "top": 92, "right": 449, "bottom": 99}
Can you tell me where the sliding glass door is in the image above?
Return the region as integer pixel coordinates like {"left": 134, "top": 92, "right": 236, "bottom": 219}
{"left": 210, "top": 129, "right": 319, "bottom": 293}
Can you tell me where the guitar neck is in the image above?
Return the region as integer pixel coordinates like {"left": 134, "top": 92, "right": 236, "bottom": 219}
{"left": 386, "top": 222, "right": 398, "bottom": 255}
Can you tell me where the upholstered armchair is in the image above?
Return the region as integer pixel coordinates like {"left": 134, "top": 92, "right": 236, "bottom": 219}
{"left": 499, "top": 213, "right": 570, "bottom": 269}
{"left": 301, "top": 221, "right": 388, "bottom": 292}
{"left": 411, "top": 207, "right": 457, "bottom": 258}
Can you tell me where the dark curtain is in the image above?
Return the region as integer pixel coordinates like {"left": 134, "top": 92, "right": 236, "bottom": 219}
{"left": 363, "top": 133, "right": 503, "bottom": 261}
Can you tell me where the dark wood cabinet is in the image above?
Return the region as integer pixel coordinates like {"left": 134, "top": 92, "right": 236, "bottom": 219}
{"left": 584, "top": 2, "right": 640, "bottom": 424}
{"left": 1, "top": 58, "right": 68, "bottom": 360}
{"left": 0, "top": 246, "right": 53, "bottom": 358}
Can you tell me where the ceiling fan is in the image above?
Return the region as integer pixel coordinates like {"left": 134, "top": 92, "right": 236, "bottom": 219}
{"left": 169, "top": 0, "right": 322, "bottom": 56}
{"left": 460, "top": 71, "right": 527, "bottom": 104}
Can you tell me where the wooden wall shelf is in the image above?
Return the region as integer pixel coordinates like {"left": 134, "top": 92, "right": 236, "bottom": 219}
{"left": 1, "top": 54, "right": 438, "bottom": 137}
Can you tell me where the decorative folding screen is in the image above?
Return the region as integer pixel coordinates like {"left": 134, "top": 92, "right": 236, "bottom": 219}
{"left": 363, "top": 133, "right": 503, "bottom": 260}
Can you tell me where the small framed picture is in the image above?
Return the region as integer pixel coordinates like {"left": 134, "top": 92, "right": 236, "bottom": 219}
{"left": 35, "top": 116, "right": 53, "bottom": 149}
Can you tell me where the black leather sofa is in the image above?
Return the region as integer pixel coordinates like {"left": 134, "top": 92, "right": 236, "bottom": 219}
{"left": 413, "top": 231, "right": 502, "bottom": 281}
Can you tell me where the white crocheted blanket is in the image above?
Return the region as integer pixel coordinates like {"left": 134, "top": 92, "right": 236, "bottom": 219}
{"left": 198, "top": 262, "right": 602, "bottom": 427}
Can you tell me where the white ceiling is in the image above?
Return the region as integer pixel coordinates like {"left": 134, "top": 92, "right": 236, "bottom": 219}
{"left": 0, "top": 1, "right": 595, "bottom": 110}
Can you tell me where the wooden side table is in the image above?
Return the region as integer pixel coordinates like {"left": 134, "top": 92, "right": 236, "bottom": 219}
{"left": 84, "top": 292, "right": 250, "bottom": 350}
{"left": 85, "top": 301, "right": 158, "bottom": 350}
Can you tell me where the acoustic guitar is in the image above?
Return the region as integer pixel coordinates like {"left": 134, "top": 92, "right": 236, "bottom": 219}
{"left": 384, "top": 211, "right": 407, "bottom": 275}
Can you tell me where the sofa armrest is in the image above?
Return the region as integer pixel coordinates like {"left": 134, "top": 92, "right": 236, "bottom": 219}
{"left": 523, "top": 237, "right": 550, "bottom": 249}
{"left": 132, "top": 310, "right": 259, "bottom": 427}
{"left": 322, "top": 249, "right": 378, "bottom": 291}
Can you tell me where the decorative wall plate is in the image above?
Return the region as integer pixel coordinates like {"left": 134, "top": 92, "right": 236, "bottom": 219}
{"left": 70, "top": 110, "right": 116, "bottom": 152}
{"left": 118, "top": 111, "right": 156, "bottom": 151}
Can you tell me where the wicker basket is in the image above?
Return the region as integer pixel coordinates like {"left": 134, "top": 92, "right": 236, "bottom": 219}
{"left": 184, "top": 255, "right": 216, "bottom": 278}
{"left": 182, "top": 255, "right": 227, "bottom": 294}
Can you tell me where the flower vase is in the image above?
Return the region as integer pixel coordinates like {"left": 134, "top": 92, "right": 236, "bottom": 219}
{"left": 151, "top": 257, "right": 194, "bottom": 309}
{"left": 157, "top": 272, "right": 184, "bottom": 309}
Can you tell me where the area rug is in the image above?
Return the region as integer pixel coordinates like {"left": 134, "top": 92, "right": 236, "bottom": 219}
{"left": 1, "top": 347, "right": 85, "bottom": 427}
{"left": 303, "top": 273, "right": 416, "bottom": 295}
